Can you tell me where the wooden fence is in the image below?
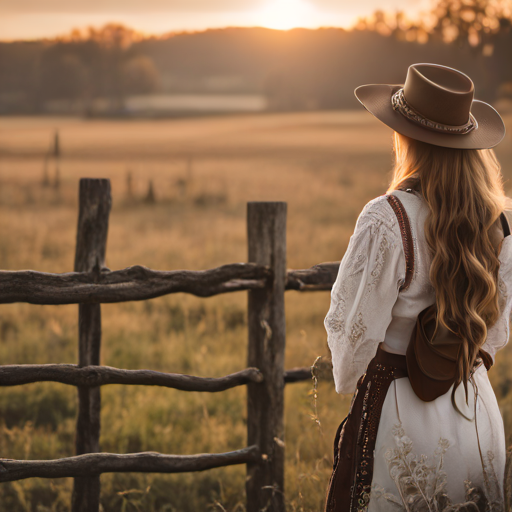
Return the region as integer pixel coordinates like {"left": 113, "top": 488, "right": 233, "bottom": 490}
{"left": 0, "top": 178, "right": 339, "bottom": 512}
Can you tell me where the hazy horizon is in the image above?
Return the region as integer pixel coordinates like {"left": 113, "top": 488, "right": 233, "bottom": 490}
{"left": 0, "top": 0, "right": 431, "bottom": 41}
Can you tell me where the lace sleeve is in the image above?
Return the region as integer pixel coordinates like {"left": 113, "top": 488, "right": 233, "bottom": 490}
{"left": 324, "top": 196, "right": 406, "bottom": 394}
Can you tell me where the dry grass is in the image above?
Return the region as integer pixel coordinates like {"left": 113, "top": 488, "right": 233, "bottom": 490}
{"left": 0, "top": 110, "right": 511, "bottom": 511}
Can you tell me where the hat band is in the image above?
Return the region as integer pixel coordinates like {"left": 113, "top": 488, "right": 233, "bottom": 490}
{"left": 391, "top": 88, "right": 478, "bottom": 135}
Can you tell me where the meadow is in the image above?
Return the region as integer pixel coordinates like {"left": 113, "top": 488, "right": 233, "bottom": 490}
{"left": 0, "top": 108, "right": 512, "bottom": 511}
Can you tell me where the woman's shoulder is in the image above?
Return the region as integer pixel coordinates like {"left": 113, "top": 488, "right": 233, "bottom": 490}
{"left": 387, "top": 188, "right": 426, "bottom": 210}
{"left": 386, "top": 189, "right": 427, "bottom": 227}
{"left": 361, "top": 189, "right": 423, "bottom": 212}
{"left": 359, "top": 194, "right": 395, "bottom": 218}
{"left": 357, "top": 191, "right": 420, "bottom": 232}
{"left": 356, "top": 194, "right": 408, "bottom": 237}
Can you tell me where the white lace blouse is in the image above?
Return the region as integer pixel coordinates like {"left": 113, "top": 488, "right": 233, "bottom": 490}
{"left": 325, "top": 189, "right": 512, "bottom": 395}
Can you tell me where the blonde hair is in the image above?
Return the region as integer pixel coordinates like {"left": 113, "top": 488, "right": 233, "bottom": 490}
{"left": 388, "top": 131, "right": 511, "bottom": 400}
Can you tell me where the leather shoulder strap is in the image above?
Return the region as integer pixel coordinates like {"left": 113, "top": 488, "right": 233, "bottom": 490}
{"left": 386, "top": 194, "right": 415, "bottom": 292}
{"left": 500, "top": 212, "right": 510, "bottom": 238}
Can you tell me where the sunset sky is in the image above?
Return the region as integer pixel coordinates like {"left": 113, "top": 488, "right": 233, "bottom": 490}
{"left": 1, "top": 0, "right": 432, "bottom": 41}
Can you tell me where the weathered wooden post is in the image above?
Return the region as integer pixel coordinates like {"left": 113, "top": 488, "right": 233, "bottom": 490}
{"left": 126, "top": 169, "right": 133, "bottom": 200}
{"left": 145, "top": 179, "right": 156, "bottom": 203}
{"left": 42, "top": 155, "right": 50, "bottom": 187}
{"left": 246, "top": 202, "right": 287, "bottom": 512}
{"left": 72, "top": 178, "right": 111, "bottom": 512}
{"left": 53, "top": 131, "right": 61, "bottom": 191}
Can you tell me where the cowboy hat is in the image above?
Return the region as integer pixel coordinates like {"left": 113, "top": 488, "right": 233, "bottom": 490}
{"left": 354, "top": 63, "right": 505, "bottom": 149}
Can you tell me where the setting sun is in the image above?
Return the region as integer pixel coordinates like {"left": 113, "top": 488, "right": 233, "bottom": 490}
{"left": 255, "top": 0, "right": 317, "bottom": 30}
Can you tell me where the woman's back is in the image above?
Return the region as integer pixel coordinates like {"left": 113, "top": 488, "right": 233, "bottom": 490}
{"left": 383, "top": 188, "right": 512, "bottom": 362}
{"left": 325, "top": 190, "right": 512, "bottom": 396}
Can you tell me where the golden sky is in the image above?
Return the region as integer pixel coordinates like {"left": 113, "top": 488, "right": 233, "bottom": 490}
{"left": 0, "top": 0, "right": 430, "bottom": 41}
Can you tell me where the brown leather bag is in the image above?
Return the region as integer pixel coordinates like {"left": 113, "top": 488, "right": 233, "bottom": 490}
{"left": 406, "top": 304, "right": 493, "bottom": 401}
{"left": 387, "top": 191, "right": 509, "bottom": 402}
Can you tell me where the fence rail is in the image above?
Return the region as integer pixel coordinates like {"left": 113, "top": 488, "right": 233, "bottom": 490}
{"left": 0, "top": 262, "right": 337, "bottom": 304}
{"left": 0, "top": 446, "right": 261, "bottom": 482}
{"left": 0, "top": 364, "right": 310, "bottom": 389}
{"left": 0, "top": 178, "right": 339, "bottom": 512}
{"left": 0, "top": 365, "right": 263, "bottom": 390}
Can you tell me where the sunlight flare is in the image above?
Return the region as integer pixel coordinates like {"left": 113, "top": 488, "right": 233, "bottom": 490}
{"left": 255, "top": 0, "right": 317, "bottom": 30}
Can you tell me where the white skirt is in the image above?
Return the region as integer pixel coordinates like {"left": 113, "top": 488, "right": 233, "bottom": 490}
{"left": 368, "top": 364, "right": 506, "bottom": 511}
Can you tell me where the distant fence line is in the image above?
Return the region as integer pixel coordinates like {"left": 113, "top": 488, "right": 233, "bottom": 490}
{"left": 0, "top": 178, "right": 339, "bottom": 512}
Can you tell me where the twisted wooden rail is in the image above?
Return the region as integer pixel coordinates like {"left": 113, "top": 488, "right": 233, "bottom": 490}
{"left": 0, "top": 365, "right": 264, "bottom": 390}
{"left": 0, "top": 364, "right": 313, "bottom": 389}
{"left": 0, "top": 446, "right": 261, "bottom": 482}
{"left": 0, "top": 262, "right": 338, "bottom": 305}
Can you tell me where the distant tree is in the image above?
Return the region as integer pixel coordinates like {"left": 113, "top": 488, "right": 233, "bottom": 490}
{"left": 429, "top": 0, "right": 504, "bottom": 47}
{"left": 88, "top": 24, "right": 145, "bottom": 110}
{"left": 355, "top": 0, "right": 512, "bottom": 100}
{"left": 358, "top": 0, "right": 511, "bottom": 51}
{"left": 427, "top": 0, "right": 512, "bottom": 99}
{"left": 40, "top": 24, "right": 151, "bottom": 111}
{"left": 39, "top": 50, "right": 87, "bottom": 102}
{"left": 121, "top": 55, "right": 160, "bottom": 95}
{"left": 86, "top": 23, "right": 140, "bottom": 50}
{"left": 0, "top": 41, "right": 44, "bottom": 112}
{"left": 485, "top": 16, "right": 512, "bottom": 96}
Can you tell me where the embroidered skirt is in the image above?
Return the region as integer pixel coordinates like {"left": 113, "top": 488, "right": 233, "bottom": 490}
{"left": 324, "top": 343, "right": 506, "bottom": 512}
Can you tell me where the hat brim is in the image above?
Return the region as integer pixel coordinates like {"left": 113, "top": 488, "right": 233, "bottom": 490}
{"left": 354, "top": 84, "right": 506, "bottom": 150}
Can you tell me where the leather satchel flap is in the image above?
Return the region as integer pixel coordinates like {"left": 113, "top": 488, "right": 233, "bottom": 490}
{"left": 407, "top": 304, "right": 460, "bottom": 401}
{"left": 407, "top": 304, "right": 494, "bottom": 401}
{"left": 412, "top": 304, "right": 461, "bottom": 382}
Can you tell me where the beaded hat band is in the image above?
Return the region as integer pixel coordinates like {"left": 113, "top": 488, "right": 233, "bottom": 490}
{"left": 391, "top": 88, "right": 478, "bottom": 135}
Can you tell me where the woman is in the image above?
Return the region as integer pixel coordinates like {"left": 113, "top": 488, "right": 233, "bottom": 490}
{"left": 324, "top": 63, "right": 512, "bottom": 512}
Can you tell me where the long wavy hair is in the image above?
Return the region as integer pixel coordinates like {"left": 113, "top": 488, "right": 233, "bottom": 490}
{"left": 387, "top": 131, "right": 511, "bottom": 401}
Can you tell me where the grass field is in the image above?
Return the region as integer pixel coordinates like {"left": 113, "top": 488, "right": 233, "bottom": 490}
{"left": 1, "top": 109, "right": 512, "bottom": 511}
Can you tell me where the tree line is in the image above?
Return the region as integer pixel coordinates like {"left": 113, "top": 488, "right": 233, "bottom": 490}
{"left": 0, "top": 0, "right": 511, "bottom": 115}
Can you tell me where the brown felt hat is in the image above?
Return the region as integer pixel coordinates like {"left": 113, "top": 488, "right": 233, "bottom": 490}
{"left": 355, "top": 63, "right": 506, "bottom": 149}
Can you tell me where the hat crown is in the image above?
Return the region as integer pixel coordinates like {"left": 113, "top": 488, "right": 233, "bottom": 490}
{"left": 403, "top": 64, "right": 474, "bottom": 126}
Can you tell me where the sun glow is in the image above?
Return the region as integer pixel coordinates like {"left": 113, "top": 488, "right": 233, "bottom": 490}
{"left": 255, "top": 0, "right": 317, "bottom": 30}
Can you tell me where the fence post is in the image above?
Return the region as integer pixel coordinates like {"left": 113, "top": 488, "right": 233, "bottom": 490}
{"left": 246, "top": 202, "right": 287, "bottom": 512}
{"left": 71, "top": 178, "right": 112, "bottom": 512}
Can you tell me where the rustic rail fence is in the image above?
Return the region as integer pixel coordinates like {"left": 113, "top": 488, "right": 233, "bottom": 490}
{"left": 0, "top": 178, "right": 339, "bottom": 512}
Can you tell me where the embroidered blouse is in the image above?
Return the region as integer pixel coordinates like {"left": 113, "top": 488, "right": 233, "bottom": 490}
{"left": 325, "top": 189, "right": 512, "bottom": 394}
